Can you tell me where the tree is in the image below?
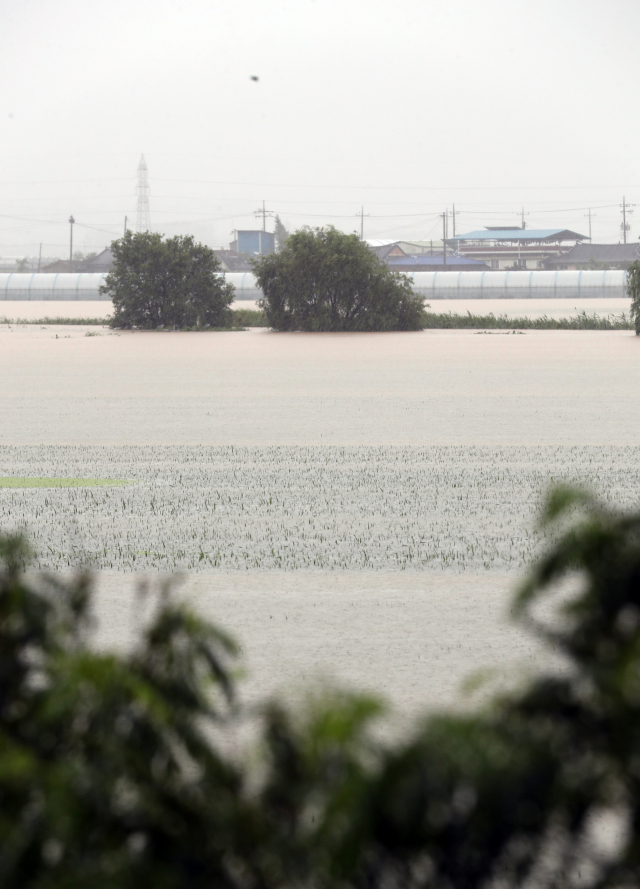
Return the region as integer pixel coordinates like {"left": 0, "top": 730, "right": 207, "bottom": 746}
{"left": 15, "top": 258, "right": 29, "bottom": 272}
{"left": 101, "top": 231, "right": 235, "bottom": 330}
{"left": 72, "top": 251, "right": 99, "bottom": 271}
{"left": 627, "top": 259, "right": 640, "bottom": 335}
{"left": 273, "top": 215, "right": 290, "bottom": 252}
{"left": 252, "top": 226, "right": 425, "bottom": 332}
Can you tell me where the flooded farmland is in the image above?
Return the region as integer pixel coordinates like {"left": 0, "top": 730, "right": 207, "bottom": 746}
{"left": 1, "top": 325, "right": 639, "bottom": 713}
{"left": 0, "top": 296, "right": 633, "bottom": 321}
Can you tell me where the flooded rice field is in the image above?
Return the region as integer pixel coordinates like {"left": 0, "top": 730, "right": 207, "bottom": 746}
{"left": 2, "top": 445, "right": 639, "bottom": 574}
{"left": 90, "top": 570, "right": 558, "bottom": 716}
{"left": 0, "top": 296, "right": 632, "bottom": 321}
{"left": 1, "top": 324, "right": 639, "bottom": 712}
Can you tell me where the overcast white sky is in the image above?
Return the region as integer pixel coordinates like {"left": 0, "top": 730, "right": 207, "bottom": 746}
{"left": 1, "top": 0, "right": 639, "bottom": 257}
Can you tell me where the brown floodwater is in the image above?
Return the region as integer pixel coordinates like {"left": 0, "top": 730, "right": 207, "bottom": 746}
{"left": 1, "top": 324, "right": 636, "bottom": 717}
{"left": 91, "top": 571, "right": 563, "bottom": 720}
{"left": 1, "top": 325, "right": 639, "bottom": 446}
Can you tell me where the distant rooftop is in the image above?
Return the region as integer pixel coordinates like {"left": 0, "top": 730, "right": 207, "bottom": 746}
{"left": 452, "top": 228, "right": 587, "bottom": 243}
{"left": 545, "top": 243, "right": 640, "bottom": 268}
{"left": 389, "top": 254, "right": 489, "bottom": 269}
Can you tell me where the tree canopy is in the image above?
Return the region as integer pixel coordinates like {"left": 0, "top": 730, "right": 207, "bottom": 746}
{"left": 101, "top": 232, "right": 235, "bottom": 330}
{"left": 3, "top": 488, "right": 640, "bottom": 887}
{"left": 252, "top": 226, "right": 425, "bottom": 331}
{"left": 272, "top": 215, "right": 290, "bottom": 252}
{"left": 627, "top": 259, "right": 640, "bottom": 334}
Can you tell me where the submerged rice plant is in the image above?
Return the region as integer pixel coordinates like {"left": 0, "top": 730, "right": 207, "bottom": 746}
{"left": 1, "top": 445, "right": 638, "bottom": 574}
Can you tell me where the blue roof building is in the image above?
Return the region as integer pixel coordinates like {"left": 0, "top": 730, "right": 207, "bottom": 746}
{"left": 452, "top": 228, "right": 587, "bottom": 243}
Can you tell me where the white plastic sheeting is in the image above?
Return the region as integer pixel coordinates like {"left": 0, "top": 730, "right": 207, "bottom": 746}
{"left": 405, "top": 269, "right": 627, "bottom": 300}
{"left": 228, "top": 269, "right": 628, "bottom": 300}
{"left": 0, "top": 273, "right": 109, "bottom": 300}
{"left": 224, "top": 272, "right": 262, "bottom": 300}
{"left": 0, "top": 269, "right": 629, "bottom": 301}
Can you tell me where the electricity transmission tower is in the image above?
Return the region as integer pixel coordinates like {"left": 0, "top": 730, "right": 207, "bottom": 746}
{"left": 136, "top": 154, "right": 151, "bottom": 232}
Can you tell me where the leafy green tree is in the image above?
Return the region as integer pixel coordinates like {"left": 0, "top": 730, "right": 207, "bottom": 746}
{"left": 252, "top": 226, "right": 425, "bottom": 331}
{"left": 272, "top": 215, "right": 290, "bottom": 252}
{"left": 101, "top": 231, "right": 235, "bottom": 330}
{"left": 627, "top": 259, "right": 640, "bottom": 335}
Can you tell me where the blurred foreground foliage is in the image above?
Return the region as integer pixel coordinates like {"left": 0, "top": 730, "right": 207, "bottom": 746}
{"left": 2, "top": 488, "right": 640, "bottom": 887}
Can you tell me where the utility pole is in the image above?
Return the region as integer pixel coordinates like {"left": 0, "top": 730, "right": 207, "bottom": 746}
{"left": 37, "top": 243, "right": 42, "bottom": 273}
{"left": 69, "top": 216, "right": 75, "bottom": 268}
{"left": 620, "top": 196, "right": 635, "bottom": 244}
{"left": 521, "top": 207, "right": 527, "bottom": 230}
{"left": 254, "top": 201, "right": 274, "bottom": 231}
{"left": 452, "top": 204, "right": 456, "bottom": 239}
{"left": 253, "top": 202, "right": 275, "bottom": 255}
{"left": 355, "top": 206, "right": 370, "bottom": 240}
{"left": 124, "top": 216, "right": 128, "bottom": 236}
{"left": 584, "top": 208, "right": 595, "bottom": 241}
{"left": 442, "top": 212, "right": 447, "bottom": 268}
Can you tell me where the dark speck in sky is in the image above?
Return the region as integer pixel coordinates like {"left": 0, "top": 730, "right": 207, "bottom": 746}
{"left": 250, "top": 75, "right": 259, "bottom": 81}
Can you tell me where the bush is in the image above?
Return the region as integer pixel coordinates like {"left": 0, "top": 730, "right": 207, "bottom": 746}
{"left": 232, "top": 307, "right": 268, "bottom": 327}
{"left": 252, "top": 226, "right": 425, "bottom": 331}
{"left": 102, "top": 232, "right": 235, "bottom": 330}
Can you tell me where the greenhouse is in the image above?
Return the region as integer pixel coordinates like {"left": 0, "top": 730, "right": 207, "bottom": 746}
{"left": 0, "top": 273, "right": 109, "bottom": 300}
{"left": 0, "top": 269, "right": 629, "bottom": 301}
{"left": 406, "top": 269, "right": 627, "bottom": 300}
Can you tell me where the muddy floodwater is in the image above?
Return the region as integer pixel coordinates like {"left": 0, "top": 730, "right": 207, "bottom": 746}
{"left": 1, "top": 324, "right": 639, "bottom": 717}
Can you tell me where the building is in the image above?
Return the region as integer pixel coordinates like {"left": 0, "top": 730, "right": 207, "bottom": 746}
{"left": 84, "top": 247, "right": 114, "bottom": 272}
{"left": 42, "top": 260, "right": 74, "bottom": 272}
{"left": 388, "top": 254, "right": 490, "bottom": 272}
{"left": 397, "top": 240, "right": 445, "bottom": 255}
{"left": 366, "top": 240, "right": 489, "bottom": 271}
{"left": 451, "top": 227, "right": 588, "bottom": 270}
{"left": 214, "top": 250, "right": 253, "bottom": 272}
{"left": 42, "top": 247, "right": 114, "bottom": 274}
{"left": 230, "top": 230, "right": 275, "bottom": 255}
{"left": 544, "top": 243, "right": 640, "bottom": 270}
{"left": 366, "top": 240, "right": 409, "bottom": 261}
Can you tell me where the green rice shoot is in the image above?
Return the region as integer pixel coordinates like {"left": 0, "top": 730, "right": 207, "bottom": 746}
{"left": 0, "top": 478, "right": 129, "bottom": 488}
